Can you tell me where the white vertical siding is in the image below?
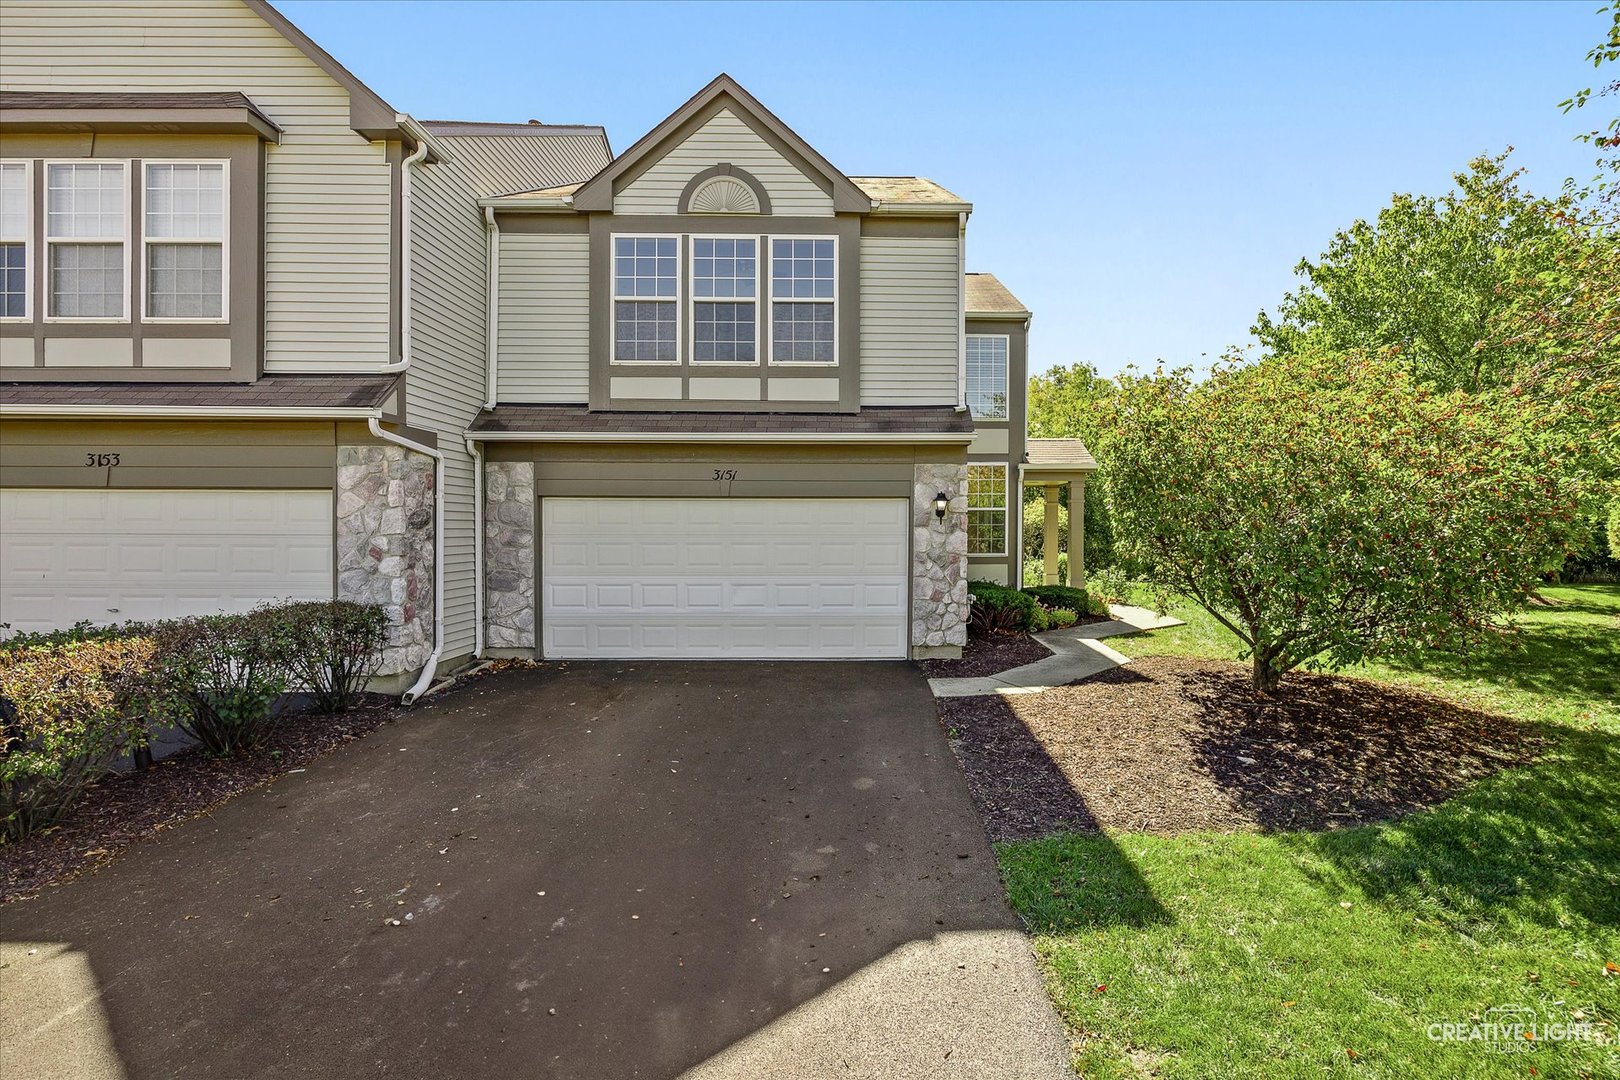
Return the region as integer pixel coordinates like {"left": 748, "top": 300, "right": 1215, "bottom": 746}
{"left": 614, "top": 109, "right": 833, "bottom": 217}
{"left": 0, "top": 0, "right": 393, "bottom": 371}
{"left": 496, "top": 232, "right": 590, "bottom": 403}
{"left": 405, "top": 151, "right": 488, "bottom": 661}
{"left": 859, "top": 236, "right": 962, "bottom": 406}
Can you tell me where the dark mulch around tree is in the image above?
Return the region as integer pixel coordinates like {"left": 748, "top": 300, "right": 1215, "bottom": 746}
{"left": 916, "top": 632, "right": 1054, "bottom": 678}
{"left": 0, "top": 700, "right": 401, "bottom": 903}
{"left": 938, "top": 656, "right": 1543, "bottom": 842}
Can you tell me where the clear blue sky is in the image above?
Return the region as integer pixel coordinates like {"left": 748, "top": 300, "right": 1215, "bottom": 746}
{"left": 281, "top": 0, "right": 1606, "bottom": 377}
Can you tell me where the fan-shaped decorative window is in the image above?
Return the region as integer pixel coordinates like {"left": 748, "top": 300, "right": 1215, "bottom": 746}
{"left": 687, "top": 175, "right": 760, "bottom": 215}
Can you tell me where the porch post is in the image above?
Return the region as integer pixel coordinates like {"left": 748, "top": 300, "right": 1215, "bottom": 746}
{"left": 1042, "top": 483, "right": 1060, "bottom": 585}
{"left": 1068, "top": 479, "right": 1086, "bottom": 588}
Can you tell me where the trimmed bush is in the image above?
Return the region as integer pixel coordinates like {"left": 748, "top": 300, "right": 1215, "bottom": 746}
{"left": 148, "top": 608, "right": 296, "bottom": 755}
{"left": 0, "top": 637, "right": 154, "bottom": 840}
{"left": 1086, "top": 566, "right": 1131, "bottom": 607}
{"left": 1045, "top": 607, "right": 1079, "bottom": 629}
{"left": 275, "top": 601, "right": 389, "bottom": 713}
{"left": 0, "top": 619, "right": 149, "bottom": 652}
{"left": 968, "top": 580, "right": 1040, "bottom": 635}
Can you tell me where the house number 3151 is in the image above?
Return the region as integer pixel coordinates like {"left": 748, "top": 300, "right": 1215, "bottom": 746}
{"left": 85, "top": 453, "right": 121, "bottom": 467}
{"left": 712, "top": 469, "right": 738, "bottom": 481}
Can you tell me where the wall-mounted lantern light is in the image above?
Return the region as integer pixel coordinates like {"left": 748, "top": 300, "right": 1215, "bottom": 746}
{"left": 934, "top": 492, "right": 949, "bottom": 521}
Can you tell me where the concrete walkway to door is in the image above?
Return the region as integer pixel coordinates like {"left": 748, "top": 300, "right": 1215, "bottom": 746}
{"left": 929, "top": 604, "right": 1184, "bottom": 698}
{"left": 1, "top": 661, "right": 1069, "bottom": 1080}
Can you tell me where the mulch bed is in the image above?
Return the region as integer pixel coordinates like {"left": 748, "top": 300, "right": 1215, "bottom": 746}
{"left": 939, "top": 656, "right": 1543, "bottom": 841}
{"left": 0, "top": 699, "right": 400, "bottom": 903}
{"left": 917, "top": 632, "right": 1053, "bottom": 678}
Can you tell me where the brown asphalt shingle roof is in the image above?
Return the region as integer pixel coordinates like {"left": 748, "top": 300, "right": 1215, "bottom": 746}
{"left": 851, "top": 176, "right": 966, "bottom": 206}
{"left": 1025, "top": 438, "right": 1098, "bottom": 471}
{"left": 0, "top": 90, "right": 279, "bottom": 132}
{"left": 965, "top": 273, "right": 1030, "bottom": 317}
{"left": 470, "top": 405, "right": 974, "bottom": 437}
{"left": 0, "top": 375, "right": 400, "bottom": 410}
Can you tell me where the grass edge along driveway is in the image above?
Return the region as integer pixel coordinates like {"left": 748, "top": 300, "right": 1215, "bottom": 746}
{"left": 996, "top": 584, "right": 1620, "bottom": 1079}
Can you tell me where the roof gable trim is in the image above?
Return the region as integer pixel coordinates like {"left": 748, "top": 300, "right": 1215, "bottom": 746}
{"left": 242, "top": 0, "right": 402, "bottom": 141}
{"left": 572, "top": 75, "right": 871, "bottom": 214}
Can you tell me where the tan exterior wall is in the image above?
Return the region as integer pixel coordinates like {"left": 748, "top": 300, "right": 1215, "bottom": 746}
{"left": 0, "top": 419, "right": 356, "bottom": 489}
{"left": 0, "top": 0, "right": 394, "bottom": 372}
{"left": 614, "top": 108, "right": 833, "bottom": 217}
{"left": 497, "top": 232, "right": 590, "bottom": 402}
{"left": 858, "top": 236, "right": 961, "bottom": 406}
{"left": 402, "top": 149, "right": 488, "bottom": 661}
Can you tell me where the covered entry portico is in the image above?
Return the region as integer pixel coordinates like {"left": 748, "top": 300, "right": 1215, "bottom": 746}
{"left": 1022, "top": 438, "right": 1098, "bottom": 587}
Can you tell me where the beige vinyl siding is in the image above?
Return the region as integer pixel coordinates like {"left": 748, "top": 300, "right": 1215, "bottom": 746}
{"left": 859, "top": 236, "right": 961, "bottom": 406}
{"left": 0, "top": 0, "right": 392, "bottom": 371}
{"left": 431, "top": 134, "right": 611, "bottom": 198}
{"left": 497, "top": 233, "right": 590, "bottom": 403}
{"left": 614, "top": 108, "right": 833, "bottom": 217}
{"left": 404, "top": 151, "right": 488, "bottom": 662}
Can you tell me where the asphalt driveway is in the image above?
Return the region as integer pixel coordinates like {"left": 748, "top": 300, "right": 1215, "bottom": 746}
{"left": 1, "top": 661, "right": 1068, "bottom": 1079}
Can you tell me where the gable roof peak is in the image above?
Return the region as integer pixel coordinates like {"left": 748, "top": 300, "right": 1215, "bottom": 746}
{"left": 571, "top": 73, "right": 873, "bottom": 214}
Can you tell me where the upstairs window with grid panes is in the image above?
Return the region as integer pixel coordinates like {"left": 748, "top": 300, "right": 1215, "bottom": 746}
{"left": 47, "top": 162, "right": 126, "bottom": 319}
{"left": 144, "top": 162, "right": 225, "bottom": 320}
{"left": 769, "top": 237, "right": 835, "bottom": 363}
{"left": 613, "top": 235, "right": 679, "bottom": 362}
{"left": 966, "top": 335, "right": 1009, "bottom": 419}
{"left": 966, "top": 464, "right": 1008, "bottom": 556}
{"left": 691, "top": 236, "right": 756, "bottom": 363}
{"left": 0, "top": 162, "right": 27, "bottom": 319}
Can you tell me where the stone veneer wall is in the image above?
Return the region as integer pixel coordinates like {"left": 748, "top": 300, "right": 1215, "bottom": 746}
{"left": 912, "top": 463, "right": 969, "bottom": 654}
{"left": 336, "top": 444, "right": 435, "bottom": 676}
{"left": 484, "top": 461, "right": 536, "bottom": 649}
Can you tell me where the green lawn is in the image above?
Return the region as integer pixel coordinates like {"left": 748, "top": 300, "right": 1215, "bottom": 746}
{"left": 999, "top": 585, "right": 1620, "bottom": 1078}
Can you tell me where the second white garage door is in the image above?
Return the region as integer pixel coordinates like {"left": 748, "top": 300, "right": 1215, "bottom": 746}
{"left": 542, "top": 498, "right": 909, "bottom": 659}
{"left": 0, "top": 488, "right": 334, "bottom": 635}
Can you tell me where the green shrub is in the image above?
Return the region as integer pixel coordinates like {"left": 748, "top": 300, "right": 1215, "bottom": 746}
{"left": 0, "top": 619, "right": 149, "bottom": 652}
{"left": 1045, "top": 608, "right": 1079, "bottom": 629}
{"left": 1023, "top": 584, "right": 1090, "bottom": 611}
{"left": 1086, "top": 565, "right": 1130, "bottom": 607}
{"left": 275, "top": 601, "right": 388, "bottom": 713}
{"left": 149, "top": 609, "right": 295, "bottom": 755}
{"left": 0, "top": 637, "right": 154, "bottom": 840}
{"left": 967, "top": 580, "right": 1039, "bottom": 635}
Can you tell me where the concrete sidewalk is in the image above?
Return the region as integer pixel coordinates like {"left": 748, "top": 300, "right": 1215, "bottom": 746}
{"left": 929, "top": 604, "right": 1183, "bottom": 699}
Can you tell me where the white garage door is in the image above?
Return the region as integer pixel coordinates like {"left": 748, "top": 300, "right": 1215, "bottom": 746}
{"left": 542, "top": 498, "right": 908, "bottom": 659}
{"left": 0, "top": 489, "right": 334, "bottom": 634}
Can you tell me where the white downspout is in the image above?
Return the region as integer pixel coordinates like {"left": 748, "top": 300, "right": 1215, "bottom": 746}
{"left": 484, "top": 206, "right": 500, "bottom": 408}
{"left": 470, "top": 437, "right": 485, "bottom": 658}
{"left": 378, "top": 126, "right": 432, "bottom": 374}
{"left": 369, "top": 417, "right": 444, "bottom": 705}
{"left": 955, "top": 210, "right": 968, "bottom": 412}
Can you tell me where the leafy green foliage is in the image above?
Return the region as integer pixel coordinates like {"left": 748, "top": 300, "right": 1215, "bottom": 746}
{"left": 1098, "top": 350, "right": 1590, "bottom": 691}
{"left": 968, "top": 580, "right": 1039, "bottom": 635}
{"left": 0, "top": 619, "right": 150, "bottom": 652}
{"left": 1253, "top": 153, "right": 1565, "bottom": 393}
{"left": 274, "top": 601, "right": 389, "bottom": 713}
{"left": 1025, "top": 363, "right": 1121, "bottom": 571}
{"left": 0, "top": 637, "right": 154, "bottom": 840}
{"left": 1560, "top": 4, "right": 1620, "bottom": 210}
{"left": 148, "top": 609, "right": 295, "bottom": 755}
{"left": 1023, "top": 584, "right": 1104, "bottom": 617}
{"left": 1086, "top": 566, "right": 1131, "bottom": 606}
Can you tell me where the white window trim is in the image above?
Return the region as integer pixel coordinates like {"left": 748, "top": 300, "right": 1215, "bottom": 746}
{"left": 966, "top": 333, "right": 1011, "bottom": 420}
{"left": 766, "top": 233, "right": 838, "bottom": 367}
{"left": 43, "top": 159, "right": 131, "bottom": 323}
{"left": 609, "top": 231, "right": 683, "bottom": 366}
{"left": 0, "top": 159, "right": 33, "bottom": 322}
{"left": 688, "top": 233, "right": 760, "bottom": 366}
{"left": 966, "top": 463, "right": 1009, "bottom": 558}
{"left": 140, "top": 159, "right": 230, "bottom": 325}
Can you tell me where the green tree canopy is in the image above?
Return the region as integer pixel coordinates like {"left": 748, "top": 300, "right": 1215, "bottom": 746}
{"left": 1252, "top": 153, "right": 1566, "bottom": 393}
{"left": 1098, "top": 350, "right": 1591, "bottom": 693}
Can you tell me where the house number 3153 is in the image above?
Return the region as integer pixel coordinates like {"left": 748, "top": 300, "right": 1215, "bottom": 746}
{"left": 85, "top": 453, "right": 121, "bottom": 467}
